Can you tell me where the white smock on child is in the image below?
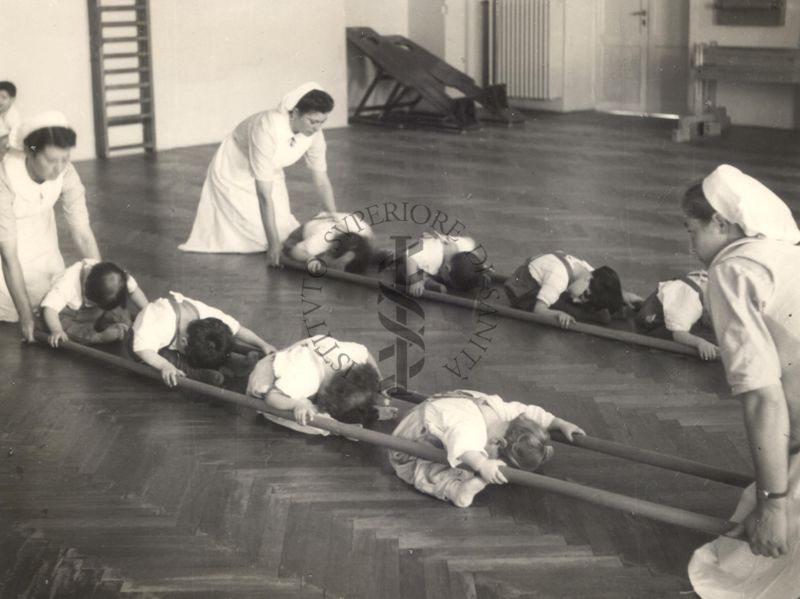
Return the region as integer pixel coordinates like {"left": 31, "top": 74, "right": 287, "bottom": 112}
{"left": 527, "top": 253, "right": 593, "bottom": 307}
{"left": 292, "top": 211, "right": 373, "bottom": 257}
{"left": 411, "top": 232, "right": 476, "bottom": 275}
{"left": 246, "top": 334, "right": 371, "bottom": 435}
{"left": 658, "top": 270, "right": 707, "bottom": 332}
{"left": 40, "top": 259, "right": 139, "bottom": 313}
{"left": 179, "top": 82, "right": 329, "bottom": 253}
{"left": 688, "top": 165, "right": 800, "bottom": 599}
{"left": 390, "top": 390, "right": 554, "bottom": 504}
{"left": 131, "top": 292, "right": 240, "bottom": 354}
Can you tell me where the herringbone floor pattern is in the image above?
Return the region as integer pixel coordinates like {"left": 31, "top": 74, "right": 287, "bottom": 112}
{"left": 2, "top": 111, "right": 798, "bottom": 598}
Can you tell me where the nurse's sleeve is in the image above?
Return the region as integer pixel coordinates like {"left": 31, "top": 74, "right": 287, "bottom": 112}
{"left": 249, "top": 116, "right": 278, "bottom": 182}
{"left": 59, "top": 164, "right": 91, "bottom": 230}
{"left": 0, "top": 172, "right": 16, "bottom": 242}
{"left": 304, "top": 131, "right": 327, "bottom": 173}
{"left": 708, "top": 260, "right": 780, "bottom": 395}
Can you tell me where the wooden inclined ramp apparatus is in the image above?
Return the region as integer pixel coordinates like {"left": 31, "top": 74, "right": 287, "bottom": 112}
{"left": 34, "top": 331, "right": 742, "bottom": 539}
{"left": 280, "top": 256, "right": 708, "bottom": 359}
{"left": 346, "top": 27, "right": 524, "bottom": 132}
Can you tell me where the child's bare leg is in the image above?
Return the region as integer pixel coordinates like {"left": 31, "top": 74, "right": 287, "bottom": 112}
{"left": 391, "top": 452, "right": 487, "bottom": 507}
{"left": 450, "top": 476, "right": 488, "bottom": 508}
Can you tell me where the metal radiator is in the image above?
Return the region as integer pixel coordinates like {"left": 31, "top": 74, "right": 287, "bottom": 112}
{"left": 494, "top": 0, "right": 563, "bottom": 100}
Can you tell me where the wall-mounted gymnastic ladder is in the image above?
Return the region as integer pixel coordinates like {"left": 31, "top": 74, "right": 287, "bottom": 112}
{"left": 87, "top": 0, "right": 156, "bottom": 158}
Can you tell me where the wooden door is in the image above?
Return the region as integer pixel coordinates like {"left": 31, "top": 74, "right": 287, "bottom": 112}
{"left": 596, "top": 0, "right": 648, "bottom": 112}
{"left": 645, "top": 0, "right": 689, "bottom": 115}
{"left": 597, "top": 0, "right": 689, "bottom": 114}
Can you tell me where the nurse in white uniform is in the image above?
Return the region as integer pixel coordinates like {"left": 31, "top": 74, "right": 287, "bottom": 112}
{"left": 684, "top": 165, "right": 800, "bottom": 599}
{"left": 179, "top": 82, "right": 338, "bottom": 266}
{"left": 0, "top": 111, "right": 101, "bottom": 341}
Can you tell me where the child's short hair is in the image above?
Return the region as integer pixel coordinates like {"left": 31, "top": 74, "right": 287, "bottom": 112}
{"left": 682, "top": 183, "right": 716, "bottom": 223}
{"left": 316, "top": 362, "right": 380, "bottom": 426}
{"left": 185, "top": 318, "right": 233, "bottom": 369}
{"left": 499, "top": 414, "right": 554, "bottom": 472}
{"left": 586, "top": 266, "right": 623, "bottom": 313}
{"left": 446, "top": 252, "right": 485, "bottom": 292}
{"left": 0, "top": 81, "right": 16, "bottom": 97}
{"left": 328, "top": 232, "right": 373, "bottom": 274}
{"left": 85, "top": 262, "right": 129, "bottom": 310}
{"left": 295, "top": 90, "right": 334, "bottom": 115}
{"left": 24, "top": 126, "right": 77, "bottom": 154}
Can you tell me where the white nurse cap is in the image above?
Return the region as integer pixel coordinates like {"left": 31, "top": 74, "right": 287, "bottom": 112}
{"left": 11, "top": 110, "right": 70, "bottom": 151}
{"left": 702, "top": 164, "right": 800, "bottom": 243}
{"left": 278, "top": 82, "right": 325, "bottom": 113}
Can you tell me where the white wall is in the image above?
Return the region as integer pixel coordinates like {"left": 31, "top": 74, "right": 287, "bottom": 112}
{"left": 344, "top": 0, "right": 409, "bottom": 111}
{"left": 0, "top": 1, "right": 349, "bottom": 160}
{"left": 561, "top": 0, "right": 596, "bottom": 111}
{"left": 689, "top": 0, "right": 800, "bottom": 128}
{"left": 150, "top": 0, "right": 348, "bottom": 150}
{"left": 345, "top": 0, "right": 409, "bottom": 33}
{"left": 1, "top": 1, "right": 96, "bottom": 160}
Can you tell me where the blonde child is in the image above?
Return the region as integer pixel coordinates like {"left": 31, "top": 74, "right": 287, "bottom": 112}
{"left": 405, "top": 231, "right": 487, "bottom": 297}
{"left": 635, "top": 270, "right": 718, "bottom": 360}
{"left": 247, "top": 334, "right": 381, "bottom": 434}
{"left": 283, "top": 211, "right": 374, "bottom": 274}
{"left": 0, "top": 81, "right": 21, "bottom": 154}
{"left": 389, "top": 389, "right": 584, "bottom": 507}
{"left": 504, "top": 251, "right": 640, "bottom": 328}
{"left": 41, "top": 259, "right": 147, "bottom": 347}
{"left": 131, "top": 291, "right": 275, "bottom": 388}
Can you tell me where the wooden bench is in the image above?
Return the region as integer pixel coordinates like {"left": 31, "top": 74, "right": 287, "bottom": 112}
{"left": 673, "top": 44, "right": 800, "bottom": 142}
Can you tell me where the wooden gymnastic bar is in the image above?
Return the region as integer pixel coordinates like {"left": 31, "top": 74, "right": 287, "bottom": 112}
{"left": 33, "top": 331, "right": 735, "bottom": 538}
{"left": 279, "top": 257, "right": 700, "bottom": 358}
{"left": 387, "top": 388, "right": 752, "bottom": 488}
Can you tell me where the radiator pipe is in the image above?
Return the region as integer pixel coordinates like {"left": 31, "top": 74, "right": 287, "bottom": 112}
{"left": 481, "top": 0, "right": 491, "bottom": 88}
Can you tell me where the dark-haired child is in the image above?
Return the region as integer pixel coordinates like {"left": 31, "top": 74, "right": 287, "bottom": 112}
{"left": 406, "top": 232, "right": 487, "bottom": 297}
{"left": 246, "top": 334, "right": 381, "bottom": 434}
{"left": 132, "top": 292, "right": 275, "bottom": 388}
{"left": 389, "top": 389, "right": 584, "bottom": 507}
{"left": 41, "top": 259, "right": 148, "bottom": 347}
{"left": 0, "top": 81, "right": 21, "bottom": 154}
{"left": 504, "top": 251, "right": 638, "bottom": 328}
{"left": 283, "top": 211, "right": 373, "bottom": 274}
{"left": 636, "top": 270, "right": 719, "bottom": 360}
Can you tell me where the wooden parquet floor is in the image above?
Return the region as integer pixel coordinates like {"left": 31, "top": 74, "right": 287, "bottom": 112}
{"left": 2, "top": 111, "right": 799, "bottom": 598}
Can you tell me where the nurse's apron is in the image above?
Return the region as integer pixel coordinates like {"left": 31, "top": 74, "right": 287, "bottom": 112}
{"left": 688, "top": 449, "right": 800, "bottom": 598}
{"left": 0, "top": 151, "right": 67, "bottom": 321}
{"left": 179, "top": 112, "right": 308, "bottom": 253}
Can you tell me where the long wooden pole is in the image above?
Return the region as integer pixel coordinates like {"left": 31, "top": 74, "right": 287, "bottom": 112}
{"left": 33, "top": 332, "right": 736, "bottom": 538}
{"left": 386, "top": 388, "right": 751, "bottom": 488}
{"left": 280, "top": 258, "right": 699, "bottom": 357}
